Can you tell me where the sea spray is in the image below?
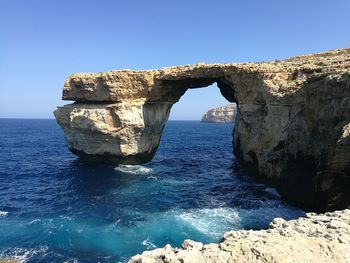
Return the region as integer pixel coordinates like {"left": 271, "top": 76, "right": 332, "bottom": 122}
{"left": 0, "top": 211, "right": 8, "bottom": 218}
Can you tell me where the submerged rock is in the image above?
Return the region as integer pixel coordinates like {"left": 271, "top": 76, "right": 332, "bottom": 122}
{"left": 128, "top": 209, "right": 350, "bottom": 263}
{"left": 55, "top": 48, "right": 350, "bottom": 211}
{"left": 201, "top": 104, "right": 237, "bottom": 123}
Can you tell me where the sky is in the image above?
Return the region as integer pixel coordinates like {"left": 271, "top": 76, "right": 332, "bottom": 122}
{"left": 0, "top": 0, "right": 349, "bottom": 120}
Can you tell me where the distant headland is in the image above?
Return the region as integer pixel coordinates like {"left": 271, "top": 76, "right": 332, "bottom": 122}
{"left": 201, "top": 104, "right": 237, "bottom": 123}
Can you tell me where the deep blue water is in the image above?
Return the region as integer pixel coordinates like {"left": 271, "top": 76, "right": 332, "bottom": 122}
{"left": 0, "top": 119, "right": 304, "bottom": 262}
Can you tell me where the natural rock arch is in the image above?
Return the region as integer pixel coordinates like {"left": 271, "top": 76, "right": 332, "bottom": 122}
{"left": 55, "top": 48, "right": 350, "bottom": 211}
{"left": 56, "top": 68, "right": 238, "bottom": 165}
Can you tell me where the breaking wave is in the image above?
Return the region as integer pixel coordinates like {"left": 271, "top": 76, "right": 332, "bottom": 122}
{"left": 178, "top": 207, "right": 242, "bottom": 238}
{"left": 0, "top": 211, "right": 8, "bottom": 218}
{"left": 141, "top": 238, "right": 157, "bottom": 250}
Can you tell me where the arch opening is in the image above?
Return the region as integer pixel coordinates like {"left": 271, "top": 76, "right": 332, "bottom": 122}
{"left": 168, "top": 83, "right": 233, "bottom": 121}
{"left": 154, "top": 77, "right": 237, "bottom": 105}
{"left": 139, "top": 80, "right": 237, "bottom": 165}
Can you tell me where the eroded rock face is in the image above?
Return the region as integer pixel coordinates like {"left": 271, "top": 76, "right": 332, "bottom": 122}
{"left": 201, "top": 104, "right": 237, "bottom": 123}
{"left": 54, "top": 102, "right": 171, "bottom": 164}
{"left": 54, "top": 48, "right": 350, "bottom": 211}
{"left": 128, "top": 209, "right": 350, "bottom": 263}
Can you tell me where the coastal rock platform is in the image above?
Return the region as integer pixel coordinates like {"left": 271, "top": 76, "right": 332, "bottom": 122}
{"left": 129, "top": 209, "right": 350, "bottom": 263}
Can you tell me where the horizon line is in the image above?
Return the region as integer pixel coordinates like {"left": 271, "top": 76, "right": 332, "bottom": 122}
{"left": 0, "top": 117, "right": 211, "bottom": 121}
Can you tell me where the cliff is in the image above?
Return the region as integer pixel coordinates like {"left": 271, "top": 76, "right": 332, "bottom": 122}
{"left": 54, "top": 48, "right": 350, "bottom": 211}
{"left": 201, "top": 104, "right": 237, "bottom": 123}
{"left": 129, "top": 209, "right": 350, "bottom": 263}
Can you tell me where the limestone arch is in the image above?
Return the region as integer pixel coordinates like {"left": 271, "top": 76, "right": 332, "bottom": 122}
{"left": 54, "top": 49, "right": 350, "bottom": 211}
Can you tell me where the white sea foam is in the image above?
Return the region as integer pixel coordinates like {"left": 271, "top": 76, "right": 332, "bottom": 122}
{"left": 27, "top": 219, "right": 41, "bottom": 225}
{"left": 112, "top": 219, "right": 121, "bottom": 228}
{"left": 0, "top": 246, "right": 48, "bottom": 263}
{"left": 59, "top": 215, "right": 74, "bottom": 221}
{"left": 141, "top": 238, "right": 157, "bottom": 250}
{"left": 147, "top": 175, "right": 158, "bottom": 180}
{"left": 115, "top": 165, "right": 153, "bottom": 175}
{"left": 0, "top": 211, "right": 8, "bottom": 218}
{"left": 178, "top": 207, "right": 242, "bottom": 238}
{"left": 209, "top": 196, "right": 227, "bottom": 206}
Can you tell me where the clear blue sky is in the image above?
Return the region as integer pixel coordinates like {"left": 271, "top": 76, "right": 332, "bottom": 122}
{"left": 0, "top": 0, "right": 349, "bottom": 120}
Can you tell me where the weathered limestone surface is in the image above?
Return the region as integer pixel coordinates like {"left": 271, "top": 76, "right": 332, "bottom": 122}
{"left": 128, "top": 209, "right": 350, "bottom": 263}
{"left": 54, "top": 48, "right": 350, "bottom": 211}
{"left": 201, "top": 104, "right": 237, "bottom": 123}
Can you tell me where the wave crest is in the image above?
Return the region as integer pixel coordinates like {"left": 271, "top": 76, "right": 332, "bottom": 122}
{"left": 141, "top": 238, "right": 157, "bottom": 250}
{"left": 0, "top": 211, "right": 8, "bottom": 218}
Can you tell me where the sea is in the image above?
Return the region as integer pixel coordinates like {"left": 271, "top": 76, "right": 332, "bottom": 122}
{"left": 0, "top": 119, "right": 304, "bottom": 262}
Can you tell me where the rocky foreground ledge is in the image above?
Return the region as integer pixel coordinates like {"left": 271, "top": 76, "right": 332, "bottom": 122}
{"left": 129, "top": 209, "right": 350, "bottom": 263}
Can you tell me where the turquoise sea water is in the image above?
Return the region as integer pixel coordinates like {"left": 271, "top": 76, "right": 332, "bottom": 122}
{"left": 0, "top": 119, "right": 304, "bottom": 262}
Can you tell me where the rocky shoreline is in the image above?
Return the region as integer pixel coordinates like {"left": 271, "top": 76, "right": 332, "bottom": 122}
{"left": 129, "top": 209, "right": 350, "bottom": 263}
